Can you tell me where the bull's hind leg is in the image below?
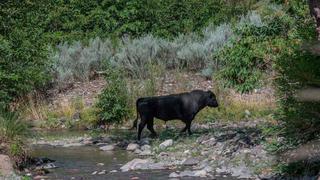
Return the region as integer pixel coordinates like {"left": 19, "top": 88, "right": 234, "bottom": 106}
{"left": 147, "top": 118, "right": 157, "bottom": 138}
{"left": 186, "top": 121, "right": 192, "bottom": 135}
{"left": 138, "top": 117, "right": 147, "bottom": 140}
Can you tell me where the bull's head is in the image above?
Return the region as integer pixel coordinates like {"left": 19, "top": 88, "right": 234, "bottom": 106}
{"left": 206, "top": 90, "right": 219, "bottom": 107}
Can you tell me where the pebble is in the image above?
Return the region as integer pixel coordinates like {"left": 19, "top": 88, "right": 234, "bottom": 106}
{"left": 99, "top": 144, "right": 115, "bottom": 151}
{"left": 159, "top": 139, "right": 173, "bottom": 149}
{"left": 126, "top": 143, "right": 140, "bottom": 151}
{"left": 98, "top": 170, "right": 106, "bottom": 175}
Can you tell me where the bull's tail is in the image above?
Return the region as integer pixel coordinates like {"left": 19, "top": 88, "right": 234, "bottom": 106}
{"left": 129, "top": 98, "right": 141, "bottom": 130}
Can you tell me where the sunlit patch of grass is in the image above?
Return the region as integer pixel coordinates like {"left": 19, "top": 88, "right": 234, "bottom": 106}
{"left": 197, "top": 82, "right": 275, "bottom": 123}
{"left": 19, "top": 93, "right": 50, "bottom": 121}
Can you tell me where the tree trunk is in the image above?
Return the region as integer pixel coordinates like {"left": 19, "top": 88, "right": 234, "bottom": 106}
{"left": 309, "top": 0, "right": 320, "bottom": 40}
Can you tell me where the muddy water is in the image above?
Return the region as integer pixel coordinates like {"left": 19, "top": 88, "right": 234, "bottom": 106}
{"left": 30, "top": 130, "right": 236, "bottom": 180}
{"left": 31, "top": 145, "right": 215, "bottom": 180}
{"left": 32, "top": 145, "right": 168, "bottom": 179}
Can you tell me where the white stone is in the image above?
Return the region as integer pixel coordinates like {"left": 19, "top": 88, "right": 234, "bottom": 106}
{"left": 126, "top": 143, "right": 140, "bottom": 151}
{"left": 141, "top": 145, "right": 151, "bottom": 151}
{"left": 96, "top": 163, "right": 104, "bottom": 166}
{"left": 0, "top": 155, "right": 14, "bottom": 176}
{"left": 159, "top": 139, "right": 173, "bottom": 149}
{"left": 139, "top": 149, "right": 152, "bottom": 156}
{"left": 120, "top": 159, "right": 150, "bottom": 172}
{"left": 99, "top": 144, "right": 115, "bottom": 151}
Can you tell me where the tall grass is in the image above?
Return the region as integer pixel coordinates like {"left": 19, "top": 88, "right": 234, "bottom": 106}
{"left": 0, "top": 108, "right": 29, "bottom": 167}
{"left": 0, "top": 109, "right": 28, "bottom": 142}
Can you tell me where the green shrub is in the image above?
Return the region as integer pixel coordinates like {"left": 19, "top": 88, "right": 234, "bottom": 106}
{"left": 275, "top": 48, "right": 320, "bottom": 142}
{"left": 217, "top": 8, "right": 295, "bottom": 93}
{"left": 0, "top": 109, "right": 28, "bottom": 142}
{"left": 0, "top": 2, "right": 50, "bottom": 108}
{"left": 0, "top": 108, "right": 29, "bottom": 167}
{"left": 96, "top": 66, "right": 129, "bottom": 126}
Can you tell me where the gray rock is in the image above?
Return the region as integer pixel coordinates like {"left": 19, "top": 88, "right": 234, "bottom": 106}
{"left": 169, "top": 169, "right": 208, "bottom": 178}
{"left": 159, "top": 139, "right": 173, "bottom": 149}
{"left": 96, "top": 163, "right": 104, "bottom": 166}
{"left": 120, "top": 159, "right": 148, "bottom": 172}
{"left": 230, "top": 165, "right": 253, "bottom": 179}
{"left": 110, "top": 170, "right": 118, "bottom": 173}
{"left": 134, "top": 149, "right": 142, "bottom": 154}
{"left": 0, "top": 154, "right": 14, "bottom": 176}
{"left": 216, "top": 166, "right": 229, "bottom": 174}
{"left": 120, "top": 158, "right": 166, "bottom": 172}
{"left": 98, "top": 170, "right": 106, "bottom": 175}
{"left": 140, "top": 138, "right": 150, "bottom": 145}
{"left": 141, "top": 145, "right": 151, "bottom": 151}
{"left": 169, "top": 172, "right": 180, "bottom": 178}
{"left": 63, "top": 143, "right": 83, "bottom": 147}
{"left": 99, "top": 144, "right": 115, "bottom": 151}
{"left": 139, "top": 149, "right": 152, "bottom": 156}
{"left": 201, "top": 137, "right": 217, "bottom": 146}
{"left": 126, "top": 143, "right": 140, "bottom": 151}
{"left": 92, "top": 171, "right": 98, "bottom": 175}
{"left": 182, "top": 157, "right": 199, "bottom": 166}
{"left": 43, "top": 163, "right": 58, "bottom": 169}
{"left": 82, "top": 139, "right": 93, "bottom": 145}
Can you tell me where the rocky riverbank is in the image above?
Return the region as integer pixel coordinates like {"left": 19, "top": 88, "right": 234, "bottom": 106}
{"left": 27, "top": 119, "right": 277, "bottom": 179}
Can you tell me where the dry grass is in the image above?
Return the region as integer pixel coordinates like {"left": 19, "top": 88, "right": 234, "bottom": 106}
{"left": 196, "top": 80, "right": 276, "bottom": 123}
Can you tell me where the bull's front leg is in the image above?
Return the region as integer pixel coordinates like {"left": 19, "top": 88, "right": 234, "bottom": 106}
{"left": 180, "top": 119, "right": 193, "bottom": 135}
{"left": 186, "top": 120, "right": 192, "bottom": 135}
{"left": 182, "top": 114, "right": 195, "bottom": 136}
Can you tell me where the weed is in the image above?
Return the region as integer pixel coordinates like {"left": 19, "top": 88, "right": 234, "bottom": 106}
{"left": 0, "top": 109, "right": 28, "bottom": 142}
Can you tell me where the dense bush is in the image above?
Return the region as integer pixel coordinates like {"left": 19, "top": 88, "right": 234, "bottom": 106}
{"left": 0, "top": 1, "right": 50, "bottom": 108}
{"left": 95, "top": 66, "right": 129, "bottom": 126}
{"left": 40, "top": 0, "right": 256, "bottom": 40}
{"left": 50, "top": 37, "right": 114, "bottom": 89}
{"left": 276, "top": 49, "right": 320, "bottom": 142}
{"left": 111, "top": 23, "right": 233, "bottom": 78}
{"left": 216, "top": 7, "right": 295, "bottom": 93}
{"left": 0, "top": 0, "right": 257, "bottom": 107}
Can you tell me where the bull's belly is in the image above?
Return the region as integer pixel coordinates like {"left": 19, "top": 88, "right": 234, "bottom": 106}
{"left": 154, "top": 114, "right": 182, "bottom": 121}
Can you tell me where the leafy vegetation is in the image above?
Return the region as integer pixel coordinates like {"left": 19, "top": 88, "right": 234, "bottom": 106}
{"left": 0, "top": 108, "right": 29, "bottom": 167}
{"left": 1, "top": 0, "right": 320, "bottom": 177}
{"left": 50, "top": 38, "right": 114, "bottom": 90}
{"left": 95, "top": 66, "right": 129, "bottom": 126}
{"left": 272, "top": 1, "right": 320, "bottom": 145}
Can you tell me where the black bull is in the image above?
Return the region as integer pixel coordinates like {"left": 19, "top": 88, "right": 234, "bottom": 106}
{"left": 131, "top": 90, "right": 219, "bottom": 140}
